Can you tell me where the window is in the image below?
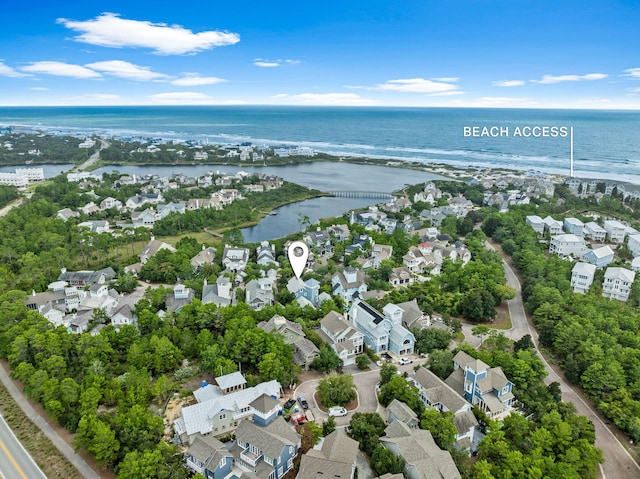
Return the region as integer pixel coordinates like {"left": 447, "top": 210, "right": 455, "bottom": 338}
{"left": 278, "top": 467, "right": 283, "bottom": 477}
{"left": 219, "top": 413, "right": 226, "bottom": 420}
{"left": 288, "top": 445, "right": 293, "bottom": 454}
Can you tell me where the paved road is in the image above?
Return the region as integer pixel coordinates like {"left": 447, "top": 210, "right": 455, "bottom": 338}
{"left": 0, "top": 363, "right": 102, "bottom": 479}
{"left": 0, "top": 414, "right": 47, "bottom": 479}
{"left": 485, "top": 241, "right": 640, "bottom": 479}
{"left": 76, "top": 139, "right": 109, "bottom": 171}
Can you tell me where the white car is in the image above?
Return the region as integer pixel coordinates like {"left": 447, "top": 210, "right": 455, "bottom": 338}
{"left": 398, "top": 357, "right": 413, "bottom": 365}
{"left": 328, "top": 406, "right": 348, "bottom": 417}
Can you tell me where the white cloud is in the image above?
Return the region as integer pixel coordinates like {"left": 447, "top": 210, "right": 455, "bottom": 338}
{"left": 58, "top": 12, "right": 240, "bottom": 55}
{"left": 428, "top": 91, "right": 465, "bottom": 96}
{"left": 623, "top": 68, "right": 640, "bottom": 79}
{"left": 253, "top": 58, "right": 300, "bottom": 67}
{"left": 0, "top": 62, "right": 31, "bottom": 78}
{"left": 350, "top": 77, "right": 459, "bottom": 95}
{"left": 532, "top": 73, "right": 607, "bottom": 84}
{"left": 273, "top": 93, "right": 376, "bottom": 106}
{"left": 628, "top": 87, "right": 640, "bottom": 93}
{"left": 430, "top": 77, "right": 459, "bottom": 82}
{"left": 85, "top": 60, "right": 169, "bottom": 81}
{"left": 21, "top": 61, "right": 101, "bottom": 79}
{"left": 171, "top": 73, "right": 226, "bottom": 86}
{"left": 29, "top": 87, "right": 49, "bottom": 91}
{"left": 492, "top": 80, "right": 525, "bottom": 87}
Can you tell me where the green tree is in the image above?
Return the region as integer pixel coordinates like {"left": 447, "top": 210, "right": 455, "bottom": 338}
{"left": 370, "top": 444, "right": 405, "bottom": 475}
{"left": 355, "top": 354, "right": 370, "bottom": 370}
{"left": 322, "top": 416, "right": 336, "bottom": 436}
{"left": 427, "top": 351, "right": 454, "bottom": 379}
{"left": 317, "top": 374, "right": 356, "bottom": 407}
{"left": 311, "top": 346, "right": 343, "bottom": 372}
{"left": 379, "top": 363, "right": 398, "bottom": 385}
{"left": 349, "top": 412, "right": 386, "bottom": 456}
{"left": 420, "top": 409, "right": 457, "bottom": 451}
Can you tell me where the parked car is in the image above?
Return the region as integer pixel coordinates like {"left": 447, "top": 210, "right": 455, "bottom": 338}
{"left": 398, "top": 357, "right": 413, "bottom": 365}
{"left": 328, "top": 406, "right": 348, "bottom": 417}
{"left": 283, "top": 399, "right": 296, "bottom": 410}
{"left": 298, "top": 395, "right": 309, "bottom": 410}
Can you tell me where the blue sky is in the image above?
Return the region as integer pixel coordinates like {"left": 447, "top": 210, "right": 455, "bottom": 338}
{"left": 1, "top": 1, "right": 639, "bottom": 108}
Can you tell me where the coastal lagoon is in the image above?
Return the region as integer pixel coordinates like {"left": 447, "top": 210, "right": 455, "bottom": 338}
{"left": 93, "top": 162, "right": 449, "bottom": 241}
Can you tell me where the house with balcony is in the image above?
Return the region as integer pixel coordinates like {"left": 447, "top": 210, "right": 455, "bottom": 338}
{"left": 604, "top": 220, "right": 627, "bottom": 243}
{"left": 202, "top": 276, "right": 233, "bottom": 307}
{"left": 446, "top": 351, "right": 515, "bottom": 420}
{"left": 571, "top": 262, "right": 597, "bottom": 294}
{"left": 174, "top": 377, "right": 281, "bottom": 445}
{"left": 191, "top": 246, "right": 217, "bottom": 270}
{"left": 256, "top": 241, "right": 279, "bottom": 266}
{"left": 582, "top": 245, "right": 615, "bottom": 269}
{"left": 584, "top": 222, "right": 607, "bottom": 242}
{"left": 297, "top": 430, "right": 359, "bottom": 479}
{"left": 386, "top": 399, "right": 419, "bottom": 429}
{"left": 318, "top": 311, "right": 364, "bottom": 366}
{"left": 331, "top": 267, "right": 367, "bottom": 302}
{"left": 602, "top": 267, "right": 636, "bottom": 302}
{"left": 232, "top": 397, "right": 300, "bottom": 479}
{"left": 185, "top": 435, "right": 234, "bottom": 479}
{"left": 389, "top": 267, "right": 413, "bottom": 288}
{"left": 542, "top": 216, "right": 564, "bottom": 235}
{"left": 348, "top": 300, "right": 415, "bottom": 356}
{"left": 140, "top": 238, "right": 176, "bottom": 264}
{"left": 525, "top": 215, "right": 545, "bottom": 234}
{"left": 222, "top": 245, "right": 250, "bottom": 273}
{"left": 549, "top": 234, "right": 587, "bottom": 258}
{"left": 245, "top": 278, "right": 274, "bottom": 311}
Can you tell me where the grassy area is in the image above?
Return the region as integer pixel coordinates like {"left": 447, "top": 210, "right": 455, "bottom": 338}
{"left": 0, "top": 382, "right": 83, "bottom": 479}
{"left": 490, "top": 306, "right": 513, "bottom": 330}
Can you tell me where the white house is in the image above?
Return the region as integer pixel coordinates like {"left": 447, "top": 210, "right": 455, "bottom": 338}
{"left": 604, "top": 220, "right": 627, "bottom": 243}
{"left": 318, "top": 311, "right": 364, "bottom": 366}
{"left": 571, "top": 262, "right": 597, "bottom": 294}
{"left": 602, "top": 267, "right": 636, "bottom": 302}
{"left": 584, "top": 222, "right": 607, "bottom": 242}
{"left": 348, "top": 300, "right": 415, "bottom": 356}
{"left": 525, "top": 215, "right": 545, "bottom": 234}
{"left": 549, "top": 234, "right": 587, "bottom": 258}
{"left": 628, "top": 234, "right": 640, "bottom": 258}
{"left": 543, "top": 216, "right": 563, "bottom": 235}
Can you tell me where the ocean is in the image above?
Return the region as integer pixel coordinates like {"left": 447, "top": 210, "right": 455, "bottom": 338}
{"left": 0, "top": 106, "right": 638, "bottom": 182}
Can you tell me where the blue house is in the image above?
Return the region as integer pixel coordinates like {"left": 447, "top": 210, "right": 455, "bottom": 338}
{"left": 332, "top": 267, "right": 367, "bottom": 302}
{"left": 446, "top": 351, "right": 515, "bottom": 420}
{"left": 348, "top": 300, "right": 415, "bottom": 355}
{"left": 581, "top": 245, "right": 615, "bottom": 269}
{"left": 233, "top": 394, "right": 301, "bottom": 479}
{"left": 186, "top": 435, "right": 234, "bottom": 479}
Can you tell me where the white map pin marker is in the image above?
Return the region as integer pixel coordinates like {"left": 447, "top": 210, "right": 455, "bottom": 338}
{"left": 288, "top": 241, "right": 309, "bottom": 280}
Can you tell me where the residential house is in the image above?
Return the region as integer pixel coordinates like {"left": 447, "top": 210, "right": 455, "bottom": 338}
{"left": 256, "top": 241, "right": 279, "bottom": 266}
{"left": 348, "top": 300, "right": 415, "bottom": 356}
{"left": 304, "top": 230, "right": 333, "bottom": 256}
{"left": 368, "top": 244, "right": 393, "bottom": 269}
{"left": 245, "top": 278, "right": 275, "bottom": 311}
{"left": 202, "top": 277, "right": 233, "bottom": 307}
{"left": 395, "top": 300, "right": 430, "bottom": 330}
{"left": 185, "top": 435, "right": 234, "bottom": 479}
{"left": 379, "top": 421, "right": 460, "bottom": 479}
{"left": 602, "top": 267, "right": 636, "bottom": 302}
{"left": 157, "top": 202, "right": 186, "bottom": 218}
{"left": 604, "top": 220, "right": 627, "bottom": 243}
{"left": 389, "top": 267, "right": 413, "bottom": 288}
{"left": 57, "top": 208, "right": 80, "bottom": 222}
{"left": 100, "top": 197, "right": 122, "bottom": 211}
{"left": 78, "top": 283, "right": 119, "bottom": 315}
{"left": 140, "top": 238, "right": 176, "bottom": 264}
{"left": 628, "top": 234, "right": 640, "bottom": 258}
{"left": 564, "top": 218, "right": 584, "bottom": 236}
{"left": 258, "top": 315, "right": 320, "bottom": 370}
{"left": 175, "top": 379, "right": 282, "bottom": 445}
{"left": 412, "top": 368, "right": 480, "bottom": 453}
{"left": 631, "top": 257, "right": 640, "bottom": 272}
{"left": 433, "top": 242, "right": 472, "bottom": 267}
{"left": 287, "top": 278, "right": 327, "bottom": 309}
{"left": 386, "top": 399, "right": 419, "bottom": 429}
{"left": 232, "top": 405, "right": 300, "bottom": 479}
{"left": 126, "top": 193, "right": 163, "bottom": 209}
{"left": 222, "top": 245, "right": 250, "bottom": 273}
{"left": 584, "top": 222, "right": 607, "bottom": 242}
{"left": 413, "top": 182, "right": 442, "bottom": 205}
{"left": 446, "top": 351, "right": 515, "bottom": 420}
{"left": 582, "top": 245, "right": 615, "bottom": 269}
{"left": 297, "top": 430, "right": 359, "bottom": 479}
{"left": 191, "top": 246, "right": 218, "bottom": 270}
{"left": 78, "top": 220, "right": 110, "bottom": 234}
{"left": 166, "top": 283, "right": 195, "bottom": 312}
{"left": 110, "top": 304, "right": 136, "bottom": 328}
{"left": 216, "top": 371, "right": 247, "bottom": 394}
{"left": 131, "top": 208, "right": 156, "bottom": 228}
{"left": 403, "top": 245, "right": 436, "bottom": 275}
{"left": 549, "top": 234, "right": 587, "bottom": 258}
{"left": 58, "top": 267, "right": 116, "bottom": 287}
{"left": 571, "top": 262, "right": 597, "bottom": 294}
{"left": 329, "top": 224, "right": 350, "bottom": 242}
{"left": 331, "top": 267, "right": 367, "bottom": 302}
{"left": 318, "top": 311, "right": 364, "bottom": 366}
{"left": 542, "top": 216, "right": 564, "bottom": 235}
{"left": 525, "top": 215, "right": 545, "bottom": 234}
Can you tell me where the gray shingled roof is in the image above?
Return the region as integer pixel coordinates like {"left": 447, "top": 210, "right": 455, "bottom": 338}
{"left": 235, "top": 417, "right": 300, "bottom": 460}
{"left": 249, "top": 393, "right": 280, "bottom": 414}
{"left": 415, "top": 368, "right": 470, "bottom": 413}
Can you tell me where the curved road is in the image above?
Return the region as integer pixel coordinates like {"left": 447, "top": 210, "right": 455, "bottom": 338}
{"left": 0, "top": 414, "right": 47, "bottom": 479}
{"left": 485, "top": 241, "right": 640, "bottom": 479}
